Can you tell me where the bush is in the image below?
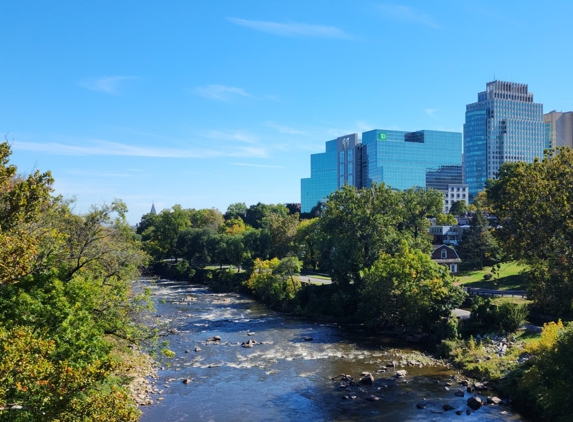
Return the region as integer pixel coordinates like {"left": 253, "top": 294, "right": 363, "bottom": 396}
{"left": 493, "top": 302, "right": 529, "bottom": 332}
{"left": 483, "top": 273, "right": 493, "bottom": 280}
{"left": 462, "top": 296, "right": 528, "bottom": 335}
{"left": 504, "top": 321, "right": 573, "bottom": 422}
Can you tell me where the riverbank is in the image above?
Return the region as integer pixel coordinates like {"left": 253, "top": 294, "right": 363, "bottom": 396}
{"left": 139, "top": 278, "right": 527, "bottom": 421}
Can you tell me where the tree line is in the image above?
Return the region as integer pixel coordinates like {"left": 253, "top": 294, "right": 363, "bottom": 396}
{"left": 138, "top": 184, "right": 466, "bottom": 337}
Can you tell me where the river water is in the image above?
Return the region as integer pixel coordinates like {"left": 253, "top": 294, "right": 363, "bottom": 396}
{"left": 139, "top": 279, "right": 527, "bottom": 421}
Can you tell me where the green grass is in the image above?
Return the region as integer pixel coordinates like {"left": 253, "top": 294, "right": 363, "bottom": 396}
{"left": 456, "top": 262, "right": 528, "bottom": 290}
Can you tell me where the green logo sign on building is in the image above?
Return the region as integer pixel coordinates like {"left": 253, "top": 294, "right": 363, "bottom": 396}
{"left": 378, "top": 132, "right": 387, "bottom": 140}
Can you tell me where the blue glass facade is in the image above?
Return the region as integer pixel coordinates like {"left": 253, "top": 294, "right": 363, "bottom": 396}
{"left": 301, "top": 129, "right": 463, "bottom": 212}
{"left": 362, "top": 129, "right": 462, "bottom": 190}
{"left": 301, "top": 134, "right": 361, "bottom": 213}
{"left": 464, "top": 81, "right": 545, "bottom": 202}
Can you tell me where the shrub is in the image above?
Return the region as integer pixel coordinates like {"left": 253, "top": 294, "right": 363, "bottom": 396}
{"left": 493, "top": 302, "right": 529, "bottom": 332}
{"left": 483, "top": 273, "right": 493, "bottom": 280}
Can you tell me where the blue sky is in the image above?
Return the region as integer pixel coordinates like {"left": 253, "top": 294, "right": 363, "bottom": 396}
{"left": 2, "top": 1, "right": 573, "bottom": 224}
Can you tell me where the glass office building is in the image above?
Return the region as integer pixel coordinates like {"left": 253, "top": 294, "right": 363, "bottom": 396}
{"left": 301, "top": 129, "right": 462, "bottom": 212}
{"left": 464, "top": 81, "right": 545, "bottom": 202}
{"left": 301, "top": 134, "right": 360, "bottom": 213}
{"left": 361, "top": 129, "right": 462, "bottom": 190}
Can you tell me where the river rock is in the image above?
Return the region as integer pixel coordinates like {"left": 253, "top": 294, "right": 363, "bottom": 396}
{"left": 467, "top": 396, "right": 484, "bottom": 410}
{"left": 360, "top": 373, "right": 375, "bottom": 385}
{"left": 207, "top": 336, "right": 221, "bottom": 342}
{"left": 365, "top": 395, "right": 380, "bottom": 402}
{"left": 303, "top": 337, "right": 313, "bottom": 341}
{"left": 454, "top": 389, "right": 465, "bottom": 397}
{"left": 487, "top": 396, "right": 503, "bottom": 405}
{"left": 183, "top": 378, "right": 192, "bottom": 384}
{"left": 395, "top": 370, "right": 407, "bottom": 378}
{"left": 442, "top": 404, "right": 455, "bottom": 411}
{"left": 242, "top": 339, "right": 257, "bottom": 348}
{"left": 416, "top": 402, "right": 428, "bottom": 409}
{"left": 194, "top": 347, "right": 201, "bottom": 352}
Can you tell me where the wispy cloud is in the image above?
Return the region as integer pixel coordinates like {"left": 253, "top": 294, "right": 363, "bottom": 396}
{"left": 231, "top": 162, "right": 283, "bottom": 169}
{"left": 202, "top": 130, "right": 259, "bottom": 144}
{"left": 425, "top": 108, "right": 439, "bottom": 118}
{"left": 266, "top": 122, "right": 308, "bottom": 136}
{"left": 228, "top": 17, "right": 354, "bottom": 39}
{"left": 78, "top": 76, "right": 135, "bottom": 94}
{"left": 195, "top": 84, "right": 253, "bottom": 101}
{"left": 376, "top": 4, "right": 439, "bottom": 29}
{"left": 12, "top": 140, "right": 268, "bottom": 159}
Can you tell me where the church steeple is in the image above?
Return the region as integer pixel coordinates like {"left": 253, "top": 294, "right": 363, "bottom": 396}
{"left": 150, "top": 203, "right": 157, "bottom": 215}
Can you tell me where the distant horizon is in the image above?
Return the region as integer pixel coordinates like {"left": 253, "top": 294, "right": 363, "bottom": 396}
{"left": 3, "top": 1, "right": 572, "bottom": 224}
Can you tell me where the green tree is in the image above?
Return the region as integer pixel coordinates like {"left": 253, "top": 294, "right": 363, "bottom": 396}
{"left": 295, "top": 218, "right": 321, "bottom": 269}
{"left": 399, "top": 188, "right": 443, "bottom": 240}
{"left": 486, "top": 148, "right": 573, "bottom": 315}
{"left": 319, "top": 184, "right": 405, "bottom": 288}
{"left": 224, "top": 202, "right": 248, "bottom": 221}
{"left": 449, "top": 200, "right": 468, "bottom": 216}
{"left": 436, "top": 213, "right": 457, "bottom": 226}
{"left": 243, "top": 257, "right": 302, "bottom": 309}
{"left": 0, "top": 142, "right": 54, "bottom": 285}
{"left": 190, "top": 207, "right": 224, "bottom": 231}
{"left": 244, "top": 202, "right": 288, "bottom": 229}
{"left": 266, "top": 212, "right": 299, "bottom": 259}
{"left": 358, "top": 242, "right": 466, "bottom": 331}
{"left": 138, "top": 204, "right": 191, "bottom": 261}
{"left": 457, "top": 211, "right": 500, "bottom": 270}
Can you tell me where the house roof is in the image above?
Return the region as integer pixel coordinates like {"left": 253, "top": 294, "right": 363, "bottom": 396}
{"left": 431, "top": 245, "right": 461, "bottom": 263}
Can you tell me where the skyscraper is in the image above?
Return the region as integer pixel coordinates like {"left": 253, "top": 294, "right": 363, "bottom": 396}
{"left": 464, "top": 80, "right": 545, "bottom": 202}
{"left": 544, "top": 111, "right": 573, "bottom": 149}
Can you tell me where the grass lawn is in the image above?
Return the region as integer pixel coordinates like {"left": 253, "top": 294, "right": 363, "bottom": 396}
{"left": 456, "top": 262, "right": 528, "bottom": 290}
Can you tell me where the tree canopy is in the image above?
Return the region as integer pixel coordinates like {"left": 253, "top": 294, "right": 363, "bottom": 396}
{"left": 487, "top": 147, "right": 573, "bottom": 315}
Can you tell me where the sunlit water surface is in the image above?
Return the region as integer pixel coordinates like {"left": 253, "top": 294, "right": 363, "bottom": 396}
{"left": 139, "top": 280, "right": 527, "bottom": 422}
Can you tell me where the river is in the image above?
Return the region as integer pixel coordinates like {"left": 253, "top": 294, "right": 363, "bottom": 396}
{"left": 139, "top": 279, "right": 527, "bottom": 421}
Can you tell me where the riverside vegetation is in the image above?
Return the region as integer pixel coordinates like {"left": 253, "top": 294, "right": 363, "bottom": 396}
{"left": 139, "top": 147, "right": 573, "bottom": 422}
{"left": 0, "top": 142, "right": 153, "bottom": 421}
{"left": 3, "top": 140, "right": 573, "bottom": 421}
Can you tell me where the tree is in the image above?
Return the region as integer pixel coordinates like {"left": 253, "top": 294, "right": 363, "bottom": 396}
{"left": 436, "top": 213, "right": 457, "bottom": 226}
{"left": 449, "top": 200, "right": 468, "bottom": 216}
{"left": 457, "top": 211, "right": 500, "bottom": 270}
{"left": 0, "top": 142, "right": 54, "bottom": 285}
{"left": 138, "top": 205, "right": 191, "bottom": 260}
{"left": 243, "top": 257, "right": 302, "bottom": 309}
{"left": 319, "top": 184, "right": 405, "bottom": 288}
{"left": 244, "top": 202, "right": 288, "bottom": 229}
{"left": 190, "top": 207, "right": 224, "bottom": 231}
{"left": 266, "top": 212, "right": 299, "bottom": 259}
{"left": 358, "top": 241, "right": 466, "bottom": 331}
{"left": 486, "top": 148, "right": 573, "bottom": 315}
{"left": 399, "top": 188, "right": 443, "bottom": 240}
{"left": 224, "top": 202, "right": 248, "bottom": 221}
{"left": 294, "top": 218, "right": 321, "bottom": 269}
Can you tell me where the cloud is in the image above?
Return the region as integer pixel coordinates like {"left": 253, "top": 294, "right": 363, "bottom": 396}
{"left": 266, "top": 122, "right": 308, "bottom": 136}
{"left": 425, "top": 108, "right": 439, "bottom": 118}
{"left": 376, "top": 4, "right": 439, "bottom": 29}
{"left": 202, "top": 130, "right": 259, "bottom": 144}
{"left": 228, "top": 17, "right": 354, "bottom": 39}
{"left": 78, "top": 76, "right": 135, "bottom": 94}
{"left": 12, "top": 139, "right": 268, "bottom": 159}
{"left": 231, "top": 162, "right": 283, "bottom": 169}
{"left": 195, "top": 84, "right": 253, "bottom": 101}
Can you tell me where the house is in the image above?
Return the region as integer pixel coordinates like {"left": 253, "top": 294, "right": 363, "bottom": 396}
{"left": 431, "top": 245, "right": 461, "bottom": 274}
